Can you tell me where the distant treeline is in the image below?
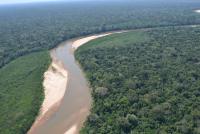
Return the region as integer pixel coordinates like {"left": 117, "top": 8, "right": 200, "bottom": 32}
{"left": 1, "top": 0, "right": 200, "bottom": 67}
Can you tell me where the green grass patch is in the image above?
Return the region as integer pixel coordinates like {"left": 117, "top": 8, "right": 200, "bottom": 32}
{"left": 0, "top": 51, "right": 50, "bottom": 134}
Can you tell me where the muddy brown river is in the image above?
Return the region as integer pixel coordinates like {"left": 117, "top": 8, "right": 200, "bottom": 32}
{"left": 32, "top": 39, "right": 92, "bottom": 134}
{"left": 29, "top": 31, "right": 128, "bottom": 134}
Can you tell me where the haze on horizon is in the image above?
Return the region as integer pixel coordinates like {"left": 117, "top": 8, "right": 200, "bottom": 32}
{"left": 1, "top": 0, "right": 199, "bottom": 5}
{"left": 0, "top": 0, "right": 99, "bottom": 5}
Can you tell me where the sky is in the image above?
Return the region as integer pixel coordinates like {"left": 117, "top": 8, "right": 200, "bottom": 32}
{"left": 0, "top": 0, "right": 82, "bottom": 4}
{"left": 0, "top": 0, "right": 199, "bottom": 5}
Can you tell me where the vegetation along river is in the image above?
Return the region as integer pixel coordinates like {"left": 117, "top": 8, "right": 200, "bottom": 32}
{"left": 29, "top": 24, "right": 198, "bottom": 133}
{"left": 29, "top": 32, "right": 124, "bottom": 134}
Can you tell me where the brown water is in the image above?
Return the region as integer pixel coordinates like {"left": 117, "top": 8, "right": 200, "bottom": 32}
{"left": 32, "top": 39, "right": 92, "bottom": 134}
{"left": 28, "top": 25, "right": 200, "bottom": 134}
{"left": 29, "top": 30, "right": 129, "bottom": 134}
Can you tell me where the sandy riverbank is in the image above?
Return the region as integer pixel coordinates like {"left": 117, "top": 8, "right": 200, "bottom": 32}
{"left": 72, "top": 31, "right": 125, "bottom": 50}
{"left": 29, "top": 31, "right": 125, "bottom": 134}
{"left": 28, "top": 59, "right": 68, "bottom": 133}
{"left": 72, "top": 33, "right": 112, "bottom": 50}
{"left": 64, "top": 32, "right": 124, "bottom": 134}
{"left": 42, "top": 60, "right": 68, "bottom": 116}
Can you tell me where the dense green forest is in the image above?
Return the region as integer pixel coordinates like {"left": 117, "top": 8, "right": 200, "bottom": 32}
{"left": 1, "top": 0, "right": 200, "bottom": 68}
{"left": 0, "top": 52, "right": 50, "bottom": 134}
{"left": 75, "top": 27, "right": 200, "bottom": 134}
{"left": 1, "top": 0, "right": 200, "bottom": 133}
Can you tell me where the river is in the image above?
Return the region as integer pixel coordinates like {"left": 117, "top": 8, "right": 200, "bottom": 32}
{"left": 29, "top": 32, "right": 123, "bottom": 134}
{"left": 31, "top": 39, "right": 91, "bottom": 134}
{"left": 29, "top": 24, "right": 200, "bottom": 133}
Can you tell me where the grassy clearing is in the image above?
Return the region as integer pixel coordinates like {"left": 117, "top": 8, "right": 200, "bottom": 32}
{"left": 0, "top": 51, "right": 50, "bottom": 134}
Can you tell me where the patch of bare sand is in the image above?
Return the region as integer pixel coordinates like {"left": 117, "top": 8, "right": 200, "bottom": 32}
{"left": 72, "top": 31, "right": 125, "bottom": 50}
{"left": 28, "top": 60, "right": 68, "bottom": 133}
{"left": 29, "top": 31, "right": 125, "bottom": 134}
{"left": 64, "top": 125, "right": 78, "bottom": 134}
{"left": 42, "top": 60, "right": 68, "bottom": 115}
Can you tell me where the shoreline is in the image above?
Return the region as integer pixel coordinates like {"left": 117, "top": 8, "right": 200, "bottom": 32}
{"left": 28, "top": 58, "right": 68, "bottom": 134}
{"left": 28, "top": 31, "right": 125, "bottom": 134}
{"left": 64, "top": 32, "right": 126, "bottom": 134}
{"left": 72, "top": 31, "right": 127, "bottom": 50}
